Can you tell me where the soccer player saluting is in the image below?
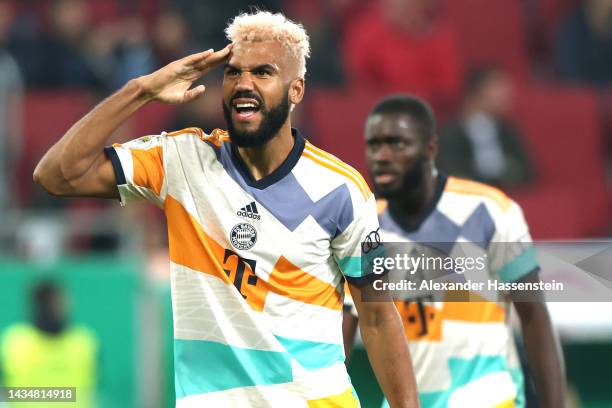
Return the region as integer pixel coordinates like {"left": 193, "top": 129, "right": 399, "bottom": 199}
{"left": 344, "top": 95, "right": 565, "bottom": 408}
{"left": 34, "top": 11, "right": 419, "bottom": 408}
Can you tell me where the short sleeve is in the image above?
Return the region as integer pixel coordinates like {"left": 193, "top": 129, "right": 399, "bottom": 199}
{"left": 104, "top": 134, "right": 167, "bottom": 207}
{"left": 488, "top": 201, "right": 539, "bottom": 283}
{"left": 332, "top": 194, "right": 383, "bottom": 286}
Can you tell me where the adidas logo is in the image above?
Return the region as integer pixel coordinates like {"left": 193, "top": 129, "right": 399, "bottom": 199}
{"left": 237, "top": 201, "right": 261, "bottom": 220}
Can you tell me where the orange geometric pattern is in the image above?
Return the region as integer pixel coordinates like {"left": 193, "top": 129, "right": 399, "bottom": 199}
{"left": 267, "top": 256, "right": 342, "bottom": 311}
{"left": 166, "top": 127, "right": 230, "bottom": 147}
{"left": 395, "top": 300, "right": 443, "bottom": 341}
{"left": 394, "top": 293, "right": 506, "bottom": 342}
{"left": 442, "top": 301, "right": 506, "bottom": 323}
{"left": 204, "top": 128, "right": 231, "bottom": 147}
{"left": 164, "top": 195, "right": 341, "bottom": 313}
{"left": 445, "top": 177, "right": 512, "bottom": 212}
{"left": 131, "top": 146, "right": 164, "bottom": 195}
{"left": 165, "top": 195, "right": 232, "bottom": 284}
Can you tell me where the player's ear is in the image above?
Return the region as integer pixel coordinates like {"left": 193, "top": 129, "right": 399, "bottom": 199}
{"left": 289, "top": 78, "right": 304, "bottom": 105}
{"left": 426, "top": 135, "right": 438, "bottom": 160}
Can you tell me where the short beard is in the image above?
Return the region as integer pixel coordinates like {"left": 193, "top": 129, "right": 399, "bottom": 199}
{"left": 375, "top": 155, "right": 427, "bottom": 201}
{"left": 223, "top": 92, "right": 291, "bottom": 148}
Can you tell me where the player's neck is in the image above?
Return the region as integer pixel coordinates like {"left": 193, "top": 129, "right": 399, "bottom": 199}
{"left": 389, "top": 171, "right": 438, "bottom": 228}
{"left": 236, "top": 122, "right": 295, "bottom": 181}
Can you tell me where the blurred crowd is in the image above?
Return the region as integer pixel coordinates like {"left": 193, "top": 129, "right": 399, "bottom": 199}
{"left": 0, "top": 0, "right": 611, "bottom": 263}
{"left": 0, "top": 1, "right": 609, "bottom": 91}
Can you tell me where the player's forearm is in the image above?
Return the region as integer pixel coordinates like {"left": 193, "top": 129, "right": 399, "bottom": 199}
{"left": 360, "top": 311, "right": 419, "bottom": 408}
{"left": 517, "top": 302, "right": 565, "bottom": 408}
{"left": 34, "top": 78, "right": 151, "bottom": 194}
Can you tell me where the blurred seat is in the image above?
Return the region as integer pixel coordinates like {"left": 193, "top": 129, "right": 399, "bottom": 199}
{"left": 306, "top": 88, "right": 389, "bottom": 179}
{"left": 89, "top": 0, "right": 161, "bottom": 25}
{"left": 512, "top": 84, "right": 607, "bottom": 238}
{"left": 538, "top": 0, "right": 579, "bottom": 46}
{"left": 442, "top": 0, "right": 529, "bottom": 80}
{"left": 522, "top": 0, "right": 579, "bottom": 73}
{"left": 598, "top": 89, "right": 612, "bottom": 157}
{"left": 128, "top": 102, "right": 176, "bottom": 137}
{"left": 18, "top": 91, "right": 93, "bottom": 204}
{"left": 18, "top": 90, "right": 178, "bottom": 205}
{"left": 597, "top": 89, "right": 612, "bottom": 230}
{"left": 88, "top": 0, "right": 121, "bottom": 25}
{"left": 511, "top": 186, "right": 587, "bottom": 238}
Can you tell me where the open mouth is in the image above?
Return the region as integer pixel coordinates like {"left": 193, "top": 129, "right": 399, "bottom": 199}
{"left": 373, "top": 171, "right": 398, "bottom": 185}
{"left": 232, "top": 98, "right": 261, "bottom": 121}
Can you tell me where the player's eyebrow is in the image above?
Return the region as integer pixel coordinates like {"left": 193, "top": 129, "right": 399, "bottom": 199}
{"left": 224, "top": 63, "right": 279, "bottom": 73}
{"left": 252, "top": 64, "right": 278, "bottom": 73}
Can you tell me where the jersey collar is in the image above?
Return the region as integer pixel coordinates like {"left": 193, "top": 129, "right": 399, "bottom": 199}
{"left": 229, "top": 128, "right": 305, "bottom": 190}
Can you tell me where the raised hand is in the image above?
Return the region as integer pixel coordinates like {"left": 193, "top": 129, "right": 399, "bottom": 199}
{"left": 139, "top": 45, "right": 232, "bottom": 104}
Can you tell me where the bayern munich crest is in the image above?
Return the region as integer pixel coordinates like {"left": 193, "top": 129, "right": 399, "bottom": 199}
{"left": 230, "top": 223, "right": 258, "bottom": 250}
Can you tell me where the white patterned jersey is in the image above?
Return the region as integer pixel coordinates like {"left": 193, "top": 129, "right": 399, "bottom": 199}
{"left": 105, "top": 127, "right": 379, "bottom": 407}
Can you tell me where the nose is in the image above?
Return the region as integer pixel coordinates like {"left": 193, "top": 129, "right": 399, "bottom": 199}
{"left": 235, "top": 72, "right": 255, "bottom": 92}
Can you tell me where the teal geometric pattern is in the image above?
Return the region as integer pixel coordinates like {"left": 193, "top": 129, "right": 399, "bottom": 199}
{"left": 381, "top": 355, "right": 524, "bottom": 408}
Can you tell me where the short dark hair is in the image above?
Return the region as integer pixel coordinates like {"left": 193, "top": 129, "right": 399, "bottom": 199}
{"left": 367, "top": 94, "right": 437, "bottom": 141}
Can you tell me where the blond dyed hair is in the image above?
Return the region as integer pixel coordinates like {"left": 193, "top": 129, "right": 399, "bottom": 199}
{"left": 225, "top": 11, "right": 311, "bottom": 78}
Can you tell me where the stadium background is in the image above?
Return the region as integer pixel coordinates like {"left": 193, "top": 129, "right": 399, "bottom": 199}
{"left": 0, "top": 0, "right": 610, "bottom": 407}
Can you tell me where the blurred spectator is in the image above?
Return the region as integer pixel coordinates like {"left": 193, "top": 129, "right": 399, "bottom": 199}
{"left": 437, "top": 66, "right": 535, "bottom": 189}
{"left": 341, "top": 0, "right": 462, "bottom": 110}
{"left": 0, "top": 281, "right": 99, "bottom": 408}
{"left": 556, "top": 0, "right": 612, "bottom": 86}
{"left": 84, "top": 14, "right": 156, "bottom": 90}
{"left": 284, "top": 0, "right": 344, "bottom": 85}
{"left": 108, "top": 16, "right": 155, "bottom": 89}
{"left": 16, "top": 216, "right": 66, "bottom": 261}
{"left": 151, "top": 10, "right": 195, "bottom": 67}
{"left": 320, "top": 0, "right": 371, "bottom": 26}
{"left": 174, "top": 0, "right": 282, "bottom": 50}
{"left": 0, "top": 0, "right": 23, "bottom": 211}
{"left": 10, "top": 0, "right": 164, "bottom": 89}
{"left": 19, "top": 0, "right": 103, "bottom": 89}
